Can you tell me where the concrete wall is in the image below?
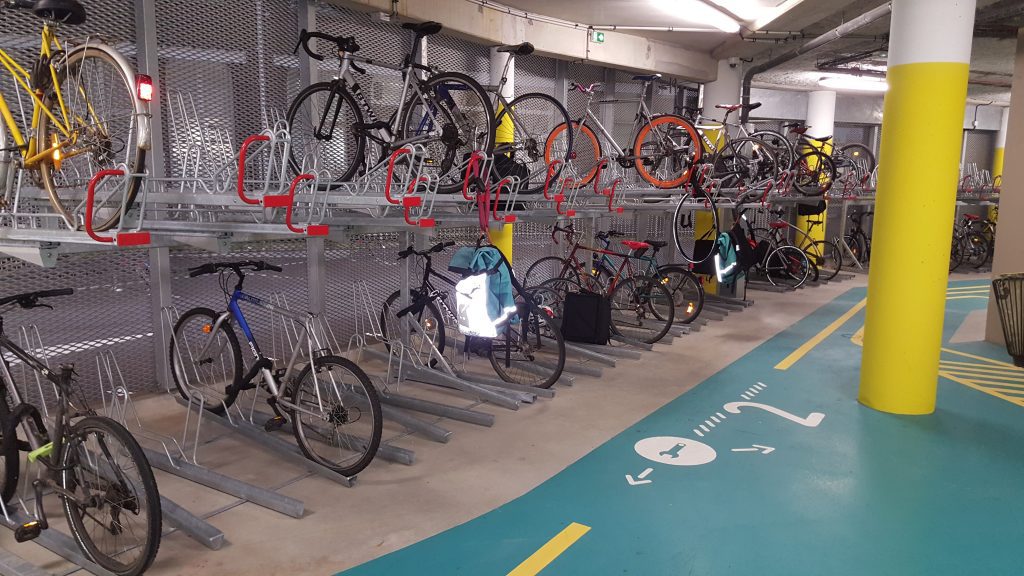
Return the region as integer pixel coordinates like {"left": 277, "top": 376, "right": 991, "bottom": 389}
{"left": 328, "top": 0, "right": 717, "bottom": 81}
{"left": 986, "top": 29, "right": 1024, "bottom": 344}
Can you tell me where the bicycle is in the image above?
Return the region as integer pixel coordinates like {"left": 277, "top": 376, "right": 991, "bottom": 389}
{"left": 0, "top": 0, "right": 152, "bottom": 232}
{"left": 287, "top": 23, "right": 496, "bottom": 193}
{"left": 529, "top": 232, "right": 676, "bottom": 343}
{"left": 950, "top": 214, "right": 991, "bottom": 271}
{"left": 843, "top": 209, "right": 872, "bottom": 267}
{"left": 379, "top": 242, "right": 566, "bottom": 389}
{"left": 524, "top": 224, "right": 704, "bottom": 324}
{"left": 169, "top": 260, "right": 382, "bottom": 477}
{"left": 780, "top": 122, "right": 837, "bottom": 196}
{"left": 747, "top": 208, "right": 843, "bottom": 282}
{"left": 687, "top": 102, "right": 794, "bottom": 171}
{"left": 832, "top": 142, "right": 876, "bottom": 185}
{"left": 0, "top": 288, "right": 161, "bottom": 576}
{"left": 545, "top": 74, "right": 701, "bottom": 189}
{"left": 734, "top": 208, "right": 811, "bottom": 289}
{"left": 487, "top": 42, "right": 572, "bottom": 194}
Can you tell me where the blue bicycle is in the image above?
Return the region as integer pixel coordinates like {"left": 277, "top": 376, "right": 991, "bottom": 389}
{"left": 169, "top": 261, "right": 382, "bottom": 477}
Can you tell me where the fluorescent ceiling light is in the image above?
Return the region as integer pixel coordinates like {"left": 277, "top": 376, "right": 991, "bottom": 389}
{"left": 651, "top": 0, "right": 740, "bottom": 33}
{"left": 818, "top": 74, "right": 888, "bottom": 92}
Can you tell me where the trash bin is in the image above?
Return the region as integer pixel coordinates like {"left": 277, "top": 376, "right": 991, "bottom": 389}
{"left": 992, "top": 273, "right": 1024, "bottom": 367}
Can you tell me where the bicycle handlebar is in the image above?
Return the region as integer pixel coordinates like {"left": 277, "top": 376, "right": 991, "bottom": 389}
{"left": 570, "top": 81, "right": 603, "bottom": 94}
{"left": 294, "top": 29, "right": 360, "bottom": 63}
{"left": 188, "top": 261, "right": 282, "bottom": 278}
{"left": 3, "top": 0, "right": 35, "bottom": 10}
{"left": 0, "top": 288, "right": 74, "bottom": 309}
{"left": 397, "top": 241, "right": 455, "bottom": 260}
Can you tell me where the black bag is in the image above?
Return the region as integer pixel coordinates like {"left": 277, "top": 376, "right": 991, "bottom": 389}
{"left": 691, "top": 239, "right": 718, "bottom": 276}
{"left": 561, "top": 290, "right": 611, "bottom": 344}
{"left": 797, "top": 200, "right": 827, "bottom": 216}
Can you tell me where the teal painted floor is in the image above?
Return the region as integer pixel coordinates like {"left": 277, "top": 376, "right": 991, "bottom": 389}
{"left": 340, "top": 281, "right": 1024, "bottom": 576}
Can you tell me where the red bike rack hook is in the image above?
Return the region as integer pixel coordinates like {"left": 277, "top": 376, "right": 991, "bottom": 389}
{"left": 384, "top": 147, "right": 415, "bottom": 205}
{"left": 85, "top": 169, "right": 151, "bottom": 246}
{"left": 237, "top": 134, "right": 271, "bottom": 205}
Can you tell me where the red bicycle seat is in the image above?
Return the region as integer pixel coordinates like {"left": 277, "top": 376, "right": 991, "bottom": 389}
{"left": 769, "top": 221, "right": 788, "bottom": 229}
{"left": 964, "top": 213, "right": 980, "bottom": 221}
{"left": 621, "top": 240, "right": 651, "bottom": 250}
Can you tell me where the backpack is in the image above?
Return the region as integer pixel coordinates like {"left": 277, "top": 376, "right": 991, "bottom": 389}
{"left": 714, "top": 232, "right": 741, "bottom": 285}
{"left": 449, "top": 246, "right": 517, "bottom": 338}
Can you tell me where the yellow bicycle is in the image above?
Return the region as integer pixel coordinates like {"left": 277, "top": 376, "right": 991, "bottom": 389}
{"left": 0, "top": 0, "right": 151, "bottom": 232}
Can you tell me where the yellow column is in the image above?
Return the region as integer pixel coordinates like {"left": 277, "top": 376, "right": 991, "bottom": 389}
{"left": 488, "top": 48, "right": 514, "bottom": 260}
{"left": 859, "top": 0, "right": 976, "bottom": 414}
{"left": 796, "top": 91, "right": 836, "bottom": 247}
{"left": 697, "top": 209, "right": 718, "bottom": 295}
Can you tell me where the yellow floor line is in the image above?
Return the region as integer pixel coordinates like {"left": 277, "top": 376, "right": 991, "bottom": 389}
{"left": 938, "top": 359, "right": 1023, "bottom": 371}
{"left": 850, "top": 324, "right": 865, "bottom": 347}
{"left": 775, "top": 298, "right": 867, "bottom": 371}
{"left": 937, "top": 365, "right": 1024, "bottom": 380}
{"left": 938, "top": 371, "right": 1024, "bottom": 407}
{"left": 941, "top": 347, "right": 1021, "bottom": 369}
{"left": 507, "top": 522, "right": 591, "bottom": 576}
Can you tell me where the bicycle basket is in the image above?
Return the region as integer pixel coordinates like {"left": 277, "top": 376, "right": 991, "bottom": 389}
{"left": 993, "top": 273, "right": 1024, "bottom": 367}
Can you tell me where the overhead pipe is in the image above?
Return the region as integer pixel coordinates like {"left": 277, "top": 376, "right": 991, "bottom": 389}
{"left": 739, "top": 1, "right": 893, "bottom": 123}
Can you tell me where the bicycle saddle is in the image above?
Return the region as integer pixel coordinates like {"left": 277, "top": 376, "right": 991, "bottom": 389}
{"left": 402, "top": 21, "right": 443, "bottom": 37}
{"left": 715, "top": 102, "right": 761, "bottom": 111}
{"left": 632, "top": 73, "right": 662, "bottom": 82}
{"left": 621, "top": 240, "right": 651, "bottom": 250}
{"left": 769, "top": 221, "right": 788, "bottom": 229}
{"left": 808, "top": 134, "right": 832, "bottom": 142}
{"left": 33, "top": 0, "right": 86, "bottom": 25}
{"left": 964, "top": 213, "right": 980, "bottom": 221}
{"left": 497, "top": 42, "right": 534, "bottom": 56}
{"left": 643, "top": 239, "right": 668, "bottom": 249}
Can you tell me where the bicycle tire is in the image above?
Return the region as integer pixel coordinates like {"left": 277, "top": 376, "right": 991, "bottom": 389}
{"left": 523, "top": 256, "right": 583, "bottom": 288}
{"left": 750, "top": 129, "right": 795, "bottom": 170}
{"left": 290, "top": 355, "right": 382, "bottom": 477}
{"left": 632, "top": 114, "right": 701, "bottom": 189}
{"left": 286, "top": 81, "right": 366, "bottom": 184}
{"left": 380, "top": 290, "right": 447, "bottom": 355}
{"left": 0, "top": 388, "right": 19, "bottom": 506}
{"left": 838, "top": 143, "right": 876, "bottom": 177}
{"left": 546, "top": 121, "right": 601, "bottom": 187}
{"left": 712, "top": 137, "right": 780, "bottom": 189}
{"left": 949, "top": 235, "right": 965, "bottom": 272}
{"left": 488, "top": 301, "right": 565, "bottom": 389}
{"left": 792, "top": 150, "right": 836, "bottom": 196}
{"left": 61, "top": 416, "right": 161, "bottom": 576}
{"left": 37, "top": 45, "right": 147, "bottom": 233}
{"left": 496, "top": 92, "right": 572, "bottom": 194}
{"left": 672, "top": 190, "right": 719, "bottom": 264}
{"left": 808, "top": 239, "right": 843, "bottom": 281}
{"left": 169, "top": 307, "right": 242, "bottom": 415}
{"left": 609, "top": 276, "right": 675, "bottom": 343}
{"left": 535, "top": 276, "right": 585, "bottom": 320}
{"left": 764, "top": 245, "right": 810, "bottom": 288}
{"left": 655, "top": 264, "right": 705, "bottom": 324}
{"left": 398, "top": 71, "right": 496, "bottom": 194}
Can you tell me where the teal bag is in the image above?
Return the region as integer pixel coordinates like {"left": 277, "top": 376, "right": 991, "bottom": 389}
{"left": 714, "top": 232, "right": 741, "bottom": 285}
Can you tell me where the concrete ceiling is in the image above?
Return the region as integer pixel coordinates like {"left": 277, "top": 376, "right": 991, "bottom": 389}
{"left": 495, "top": 0, "right": 1017, "bottom": 102}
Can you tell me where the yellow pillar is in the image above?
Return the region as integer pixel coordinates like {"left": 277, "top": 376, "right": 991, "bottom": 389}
{"left": 697, "top": 209, "right": 718, "bottom": 294}
{"left": 796, "top": 91, "right": 836, "bottom": 247}
{"left": 488, "top": 47, "right": 515, "bottom": 261}
{"left": 859, "top": 0, "right": 976, "bottom": 414}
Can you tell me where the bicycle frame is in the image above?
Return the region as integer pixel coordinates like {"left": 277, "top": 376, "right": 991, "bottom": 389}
{"left": 573, "top": 87, "right": 654, "bottom": 159}
{"left": 0, "top": 331, "right": 65, "bottom": 454}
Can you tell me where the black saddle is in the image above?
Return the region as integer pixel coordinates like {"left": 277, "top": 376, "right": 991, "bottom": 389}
{"left": 632, "top": 73, "right": 662, "bottom": 82}
{"left": 402, "top": 21, "right": 443, "bottom": 37}
{"left": 497, "top": 42, "right": 534, "bottom": 56}
{"left": 808, "top": 134, "right": 833, "bottom": 142}
{"left": 33, "top": 0, "right": 86, "bottom": 25}
{"left": 644, "top": 239, "right": 668, "bottom": 249}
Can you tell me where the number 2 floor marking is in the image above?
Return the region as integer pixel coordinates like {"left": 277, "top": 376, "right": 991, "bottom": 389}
{"left": 723, "top": 402, "right": 825, "bottom": 428}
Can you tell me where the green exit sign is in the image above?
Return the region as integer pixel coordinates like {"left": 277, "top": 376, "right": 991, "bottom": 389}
{"left": 592, "top": 30, "right": 605, "bottom": 43}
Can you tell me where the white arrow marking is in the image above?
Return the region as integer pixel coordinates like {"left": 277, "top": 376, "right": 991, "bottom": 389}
{"left": 723, "top": 401, "right": 825, "bottom": 428}
{"left": 626, "top": 468, "right": 654, "bottom": 485}
{"left": 731, "top": 444, "right": 775, "bottom": 454}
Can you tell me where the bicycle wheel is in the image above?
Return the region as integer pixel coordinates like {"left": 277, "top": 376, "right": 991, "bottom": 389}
{"left": 712, "top": 137, "right": 780, "bottom": 188}
{"left": 37, "top": 45, "right": 147, "bottom": 232}
{"left": 609, "top": 276, "right": 674, "bottom": 343}
{"left": 380, "top": 290, "right": 447, "bottom": 355}
{"left": 0, "top": 392, "right": 20, "bottom": 506}
{"left": 546, "top": 121, "right": 601, "bottom": 187}
{"left": 965, "top": 231, "right": 991, "bottom": 269}
{"left": 792, "top": 150, "right": 836, "bottom": 196}
{"left": 808, "top": 239, "right": 843, "bottom": 281}
{"left": 290, "top": 355, "right": 382, "bottom": 477}
{"left": 750, "top": 129, "right": 794, "bottom": 169}
{"left": 656, "top": 264, "right": 705, "bottom": 324}
{"left": 61, "top": 416, "right": 161, "bottom": 576}
{"left": 496, "top": 93, "right": 572, "bottom": 194}
{"left": 286, "top": 81, "right": 365, "bottom": 184}
{"left": 488, "top": 302, "right": 565, "bottom": 389}
{"left": 672, "top": 190, "right": 719, "bottom": 264}
{"left": 535, "top": 276, "right": 586, "bottom": 319}
{"left": 949, "top": 235, "right": 965, "bottom": 272}
{"left": 839, "top": 143, "right": 876, "bottom": 178}
{"left": 169, "top": 307, "right": 242, "bottom": 415}
{"left": 398, "top": 72, "right": 496, "bottom": 194}
{"left": 764, "top": 245, "right": 810, "bottom": 288}
{"left": 633, "top": 114, "right": 701, "bottom": 189}
{"left": 523, "top": 256, "right": 582, "bottom": 288}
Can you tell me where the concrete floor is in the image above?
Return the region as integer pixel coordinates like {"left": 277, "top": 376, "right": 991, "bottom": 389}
{"left": 3, "top": 275, "right": 874, "bottom": 575}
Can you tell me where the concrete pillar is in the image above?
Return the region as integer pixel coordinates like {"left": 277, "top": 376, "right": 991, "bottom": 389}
{"left": 859, "top": 0, "right": 976, "bottom": 414}
{"left": 797, "top": 91, "right": 837, "bottom": 246}
{"left": 489, "top": 47, "right": 514, "bottom": 260}
{"left": 994, "top": 106, "right": 1010, "bottom": 182}
{"left": 701, "top": 60, "right": 741, "bottom": 122}
{"left": 986, "top": 29, "right": 1024, "bottom": 345}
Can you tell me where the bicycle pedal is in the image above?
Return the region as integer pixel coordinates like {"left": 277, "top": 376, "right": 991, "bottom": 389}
{"left": 263, "top": 415, "right": 287, "bottom": 432}
{"left": 14, "top": 520, "right": 46, "bottom": 543}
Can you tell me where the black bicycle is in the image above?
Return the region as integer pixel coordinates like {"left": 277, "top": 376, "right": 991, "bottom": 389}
{"left": 0, "top": 289, "right": 161, "bottom": 576}
{"left": 379, "top": 241, "right": 566, "bottom": 389}
{"left": 288, "top": 23, "right": 496, "bottom": 192}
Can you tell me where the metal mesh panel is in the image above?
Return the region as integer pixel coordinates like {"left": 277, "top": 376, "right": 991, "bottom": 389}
{"left": 0, "top": 2, "right": 137, "bottom": 153}
{"left": 612, "top": 70, "right": 644, "bottom": 149}
{"left": 516, "top": 54, "right": 557, "bottom": 98}
{"left": 323, "top": 233, "right": 402, "bottom": 345}
{"left": 834, "top": 123, "right": 871, "bottom": 147}
{"left": 651, "top": 82, "right": 677, "bottom": 116}
{"left": 0, "top": 250, "right": 153, "bottom": 406}
{"left": 566, "top": 62, "right": 604, "bottom": 121}
{"left": 155, "top": 0, "right": 299, "bottom": 178}
{"left": 429, "top": 32, "right": 490, "bottom": 84}
{"left": 964, "top": 130, "right": 996, "bottom": 170}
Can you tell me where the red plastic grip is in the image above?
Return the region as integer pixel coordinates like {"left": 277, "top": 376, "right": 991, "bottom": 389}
{"left": 285, "top": 174, "right": 315, "bottom": 234}
{"left": 385, "top": 148, "right": 414, "bottom": 204}
{"left": 85, "top": 169, "right": 125, "bottom": 243}
{"left": 237, "top": 134, "right": 270, "bottom": 205}
{"left": 543, "top": 160, "right": 562, "bottom": 201}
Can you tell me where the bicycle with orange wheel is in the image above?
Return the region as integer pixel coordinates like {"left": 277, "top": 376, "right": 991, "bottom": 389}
{"left": 543, "top": 74, "right": 701, "bottom": 189}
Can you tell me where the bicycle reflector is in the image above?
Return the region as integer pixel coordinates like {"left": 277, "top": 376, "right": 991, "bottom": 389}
{"left": 137, "top": 74, "right": 154, "bottom": 102}
{"left": 202, "top": 323, "right": 213, "bottom": 334}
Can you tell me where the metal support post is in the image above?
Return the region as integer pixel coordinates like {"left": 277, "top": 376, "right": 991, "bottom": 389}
{"left": 150, "top": 246, "right": 173, "bottom": 390}
{"left": 297, "top": 0, "right": 317, "bottom": 87}
{"left": 134, "top": 0, "right": 166, "bottom": 178}
{"left": 601, "top": 68, "right": 616, "bottom": 133}
{"left": 554, "top": 60, "right": 568, "bottom": 104}
{"left": 307, "top": 236, "right": 326, "bottom": 316}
